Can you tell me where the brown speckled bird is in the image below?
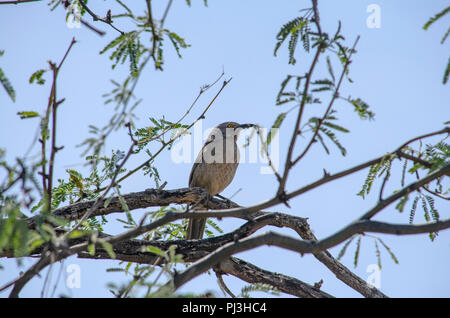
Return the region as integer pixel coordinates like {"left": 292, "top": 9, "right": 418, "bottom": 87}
{"left": 186, "top": 122, "right": 254, "bottom": 240}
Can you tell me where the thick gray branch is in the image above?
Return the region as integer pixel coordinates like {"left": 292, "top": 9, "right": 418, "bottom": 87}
{"left": 170, "top": 219, "right": 450, "bottom": 295}
{"left": 216, "top": 257, "right": 334, "bottom": 298}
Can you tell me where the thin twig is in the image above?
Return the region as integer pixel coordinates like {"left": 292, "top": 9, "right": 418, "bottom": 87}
{"left": 146, "top": 0, "right": 158, "bottom": 59}
{"left": 215, "top": 270, "right": 236, "bottom": 298}
{"left": 277, "top": 46, "right": 322, "bottom": 196}
{"left": 112, "top": 78, "right": 232, "bottom": 187}
{"left": 77, "top": 0, "right": 124, "bottom": 34}
{"left": 42, "top": 37, "right": 76, "bottom": 211}
{"left": 292, "top": 35, "right": 360, "bottom": 166}
{"left": 137, "top": 71, "right": 225, "bottom": 145}
{"left": 0, "top": 0, "right": 41, "bottom": 4}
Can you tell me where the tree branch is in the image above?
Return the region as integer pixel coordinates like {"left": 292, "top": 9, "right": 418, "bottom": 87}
{"left": 216, "top": 257, "right": 334, "bottom": 298}
{"left": 169, "top": 219, "right": 450, "bottom": 294}
{"left": 77, "top": 0, "right": 124, "bottom": 35}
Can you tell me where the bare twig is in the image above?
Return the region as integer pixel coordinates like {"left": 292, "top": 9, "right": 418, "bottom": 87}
{"left": 396, "top": 127, "right": 450, "bottom": 151}
{"left": 311, "top": 0, "right": 322, "bottom": 37}
{"left": 0, "top": 0, "right": 41, "bottom": 4}
{"left": 214, "top": 270, "right": 236, "bottom": 298}
{"left": 77, "top": 0, "right": 124, "bottom": 34}
{"left": 41, "top": 37, "right": 77, "bottom": 211}
{"left": 136, "top": 71, "right": 225, "bottom": 145}
{"left": 291, "top": 36, "right": 360, "bottom": 166}
{"left": 146, "top": 0, "right": 159, "bottom": 59}
{"left": 112, "top": 78, "right": 232, "bottom": 187}
{"left": 277, "top": 46, "right": 322, "bottom": 196}
{"left": 422, "top": 186, "right": 450, "bottom": 200}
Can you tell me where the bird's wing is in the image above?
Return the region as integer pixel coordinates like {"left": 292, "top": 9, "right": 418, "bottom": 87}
{"left": 189, "top": 138, "right": 214, "bottom": 187}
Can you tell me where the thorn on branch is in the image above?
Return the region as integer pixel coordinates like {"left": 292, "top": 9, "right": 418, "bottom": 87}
{"left": 278, "top": 190, "right": 291, "bottom": 208}
{"left": 106, "top": 9, "right": 112, "bottom": 23}
{"left": 314, "top": 279, "right": 323, "bottom": 289}
{"left": 55, "top": 98, "right": 65, "bottom": 107}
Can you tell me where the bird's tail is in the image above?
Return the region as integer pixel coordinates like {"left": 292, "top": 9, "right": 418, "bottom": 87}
{"left": 186, "top": 205, "right": 207, "bottom": 240}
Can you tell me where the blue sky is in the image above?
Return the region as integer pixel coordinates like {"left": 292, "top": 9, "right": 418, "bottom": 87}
{"left": 0, "top": 0, "right": 449, "bottom": 297}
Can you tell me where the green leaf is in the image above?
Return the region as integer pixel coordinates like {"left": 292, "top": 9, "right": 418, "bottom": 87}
{"left": 374, "top": 239, "right": 382, "bottom": 270}
{"left": 87, "top": 243, "right": 95, "bottom": 256}
{"left": 326, "top": 56, "right": 336, "bottom": 83}
{"left": 165, "top": 30, "right": 190, "bottom": 59}
{"left": 423, "top": 6, "right": 450, "bottom": 30}
{"left": 319, "top": 126, "right": 347, "bottom": 156}
{"left": 267, "top": 112, "right": 287, "bottom": 145}
{"left": 409, "top": 196, "right": 419, "bottom": 224}
{"left": 29, "top": 69, "right": 47, "bottom": 85}
{"left": 349, "top": 98, "right": 375, "bottom": 120}
{"left": 145, "top": 245, "right": 168, "bottom": 260}
{"left": 377, "top": 238, "right": 399, "bottom": 264}
{"left": 106, "top": 267, "right": 125, "bottom": 273}
{"left": 443, "top": 56, "right": 450, "bottom": 84}
{"left": 358, "top": 155, "right": 394, "bottom": 199}
{"left": 322, "top": 121, "right": 350, "bottom": 133}
{"left": 395, "top": 194, "right": 409, "bottom": 212}
{"left": 67, "top": 169, "right": 84, "bottom": 190}
{"left": 337, "top": 235, "right": 355, "bottom": 260}
{"left": 104, "top": 196, "right": 114, "bottom": 209}
{"left": 100, "top": 32, "right": 128, "bottom": 55}
{"left": 17, "top": 111, "right": 40, "bottom": 119}
{"left": 99, "top": 240, "right": 116, "bottom": 259}
{"left": 117, "top": 193, "right": 130, "bottom": 213}
{"left": 353, "top": 236, "right": 361, "bottom": 268}
{"left": 274, "top": 16, "right": 309, "bottom": 63}
{"left": 424, "top": 195, "right": 439, "bottom": 221}
{"left": 206, "top": 218, "right": 223, "bottom": 234}
{"left": 0, "top": 67, "right": 15, "bottom": 102}
{"left": 316, "top": 133, "right": 330, "bottom": 155}
{"left": 441, "top": 26, "right": 450, "bottom": 44}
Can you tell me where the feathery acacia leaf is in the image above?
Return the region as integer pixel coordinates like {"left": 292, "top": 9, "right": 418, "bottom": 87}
{"left": 358, "top": 154, "right": 394, "bottom": 199}
{"left": 274, "top": 17, "right": 309, "bottom": 64}
{"left": 0, "top": 67, "right": 15, "bottom": 102}
{"left": 353, "top": 236, "right": 362, "bottom": 268}
{"left": 377, "top": 238, "right": 399, "bottom": 264}
{"left": 319, "top": 126, "right": 347, "bottom": 156}
{"left": 29, "top": 69, "right": 47, "bottom": 85}
{"left": 423, "top": 6, "right": 450, "bottom": 30}
{"left": 443, "top": 57, "right": 450, "bottom": 84}
{"left": 267, "top": 112, "right": 287, "bottom": 146}
{"left": 409, "top": 196, "right": 419, "bottom": 224}
{"left": 326, "top": 56, "right": 336, "bottom": 83}
{"left": 17, "top": 111, "right": 40, "bottom": 119}
{"left": 348, "top": 98, "right": 375, "bottom": 120}
{"left": 337, "top": 235, "right": 355, "bottom": 260}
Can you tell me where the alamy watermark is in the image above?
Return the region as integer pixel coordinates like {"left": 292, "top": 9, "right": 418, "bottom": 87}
{"left": 170, "top": 121, "right": 280, "bottom": 175}
{"left": 366, "top": 4, "right": 381, "bottom": 29}
{"left": 66, "top": 2, "right": 81, "bottom": 29}
{"left": 366, "top": 263, "right": 381, "bottom": 289}
{"left": 66, "top": 263, "right": 81, "bottom": 289}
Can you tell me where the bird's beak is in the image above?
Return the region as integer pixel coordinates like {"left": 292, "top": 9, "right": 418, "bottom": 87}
{"left": 238, "top": 123, "right": 255, "bottom": 129}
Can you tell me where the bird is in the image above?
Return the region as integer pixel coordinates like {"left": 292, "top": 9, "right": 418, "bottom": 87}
{"left": 186, "top": 121, "right": 254, "bottom": 240}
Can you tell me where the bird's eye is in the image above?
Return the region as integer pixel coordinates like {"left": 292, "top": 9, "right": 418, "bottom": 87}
{"left": 227, "top": 123, "right": 233, "bottom": 128}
